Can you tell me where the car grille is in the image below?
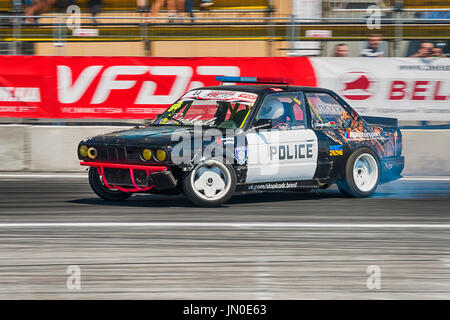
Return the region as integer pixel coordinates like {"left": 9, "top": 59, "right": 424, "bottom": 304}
{"left": 96, "top": 147, "right": 141, "bottom": 162}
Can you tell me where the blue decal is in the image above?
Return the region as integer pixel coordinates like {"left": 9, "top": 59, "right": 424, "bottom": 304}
{"left": 329, "top": 144, "right": 343, "bottom": 156}
{"left": 329, "top": 145, "right": 343, "bottom": 151}
{"left": 235, "top": 146, "right": 247, "bottom": 165}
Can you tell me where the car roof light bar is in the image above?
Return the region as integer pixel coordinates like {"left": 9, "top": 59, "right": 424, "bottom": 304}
{"left": 216, "top": 76, "right": 295, "bottom": 85}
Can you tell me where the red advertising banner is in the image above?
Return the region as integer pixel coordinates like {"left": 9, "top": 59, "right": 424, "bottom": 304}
{"left": 0, "top": 56, "right": 316, "bottom": 119}
{"left": 311, "top": 58, "right": 450, "bottom": 121}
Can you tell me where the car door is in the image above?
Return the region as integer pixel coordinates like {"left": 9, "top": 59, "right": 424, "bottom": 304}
{"left": 305, "top": 91, "right": 355, "bottom": 179}
{"left": 245, "top": 92, "right": 318, "bottom": 183}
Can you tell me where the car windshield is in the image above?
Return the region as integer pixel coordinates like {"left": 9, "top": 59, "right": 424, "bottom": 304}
{"left": 154, "top": 89, "right": 259, "bottom": 129}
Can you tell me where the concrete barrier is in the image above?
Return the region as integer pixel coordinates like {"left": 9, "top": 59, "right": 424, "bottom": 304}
{"left": 0, "top": 125, "right": 449, "bottom": 175}
{"left": 0, "top": 125, "right": 26, "bottom": 171}
{"left": 28, "top": 126, "right": 132, "bottom": 171}
{"left": 401, "top": 130, "right": 450, "bottom": 176}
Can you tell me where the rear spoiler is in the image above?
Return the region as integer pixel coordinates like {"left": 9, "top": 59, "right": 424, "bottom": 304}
{"left": 362, "top": 116, "right": 398, "bottom": 128}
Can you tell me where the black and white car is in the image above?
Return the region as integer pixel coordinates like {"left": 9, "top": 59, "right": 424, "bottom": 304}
{"left": 77, "top": 77, "right": 404, "bottom": 206}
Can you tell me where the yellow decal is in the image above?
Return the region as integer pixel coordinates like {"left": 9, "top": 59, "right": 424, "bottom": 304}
{"left": 239, "top": 109, "right": 252, "bottom": 128}
{"left": 159, "top": 101, "right": 183, "bottom": 124}
{"left": 329, "top": 149, "right": 343, "bottom": 156}
{"left": 307, "top": 98, "right": 323, "bottom": 123}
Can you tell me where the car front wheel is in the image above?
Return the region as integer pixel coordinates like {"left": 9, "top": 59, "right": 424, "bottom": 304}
{"left": 337, "top": 148, "right": 380, "bottom": 198}
{"left": 183, "top": 159, "right": 236, "bottom": 207}
{"left": 88, "top": 167, "right": 133, "bottom": 201}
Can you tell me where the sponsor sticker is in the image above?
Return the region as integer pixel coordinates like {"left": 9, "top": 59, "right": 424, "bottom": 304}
{"left": 329, "top": 145, "right": 343, "bottom": 156}
{"left": 215, "top": 137, "right": 223, "bottom": 146}
{"left": 248, "top": 181, "right": 298, "bottom": 190}
{"left": 234, "top": 146, "right": 247, "bottom": 165}
{"left": 344, "top": 131, "right": 381, "bottom": 140}
{"left": 221, "top": 137, "right": 234, "bottom": 145}
{"left": 182, "top": 90, "right": 258, "bottom": 104}
{"left": 315, "top": 121, "right": 337, "bottom": 129}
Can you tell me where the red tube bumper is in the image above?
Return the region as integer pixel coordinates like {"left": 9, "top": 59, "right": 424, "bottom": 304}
{"left": 80, "top": 161, "right": 168, "bottom": 193}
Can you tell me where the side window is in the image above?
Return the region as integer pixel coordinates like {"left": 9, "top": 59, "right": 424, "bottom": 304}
{"left": 226, "top": 102, "right": 251, "bottom": 128}
{"left": 305, "top": 92, "right": 351, "bottom": 129}
{"left": 254, "top": 93, "right": 307, "bottom": 130}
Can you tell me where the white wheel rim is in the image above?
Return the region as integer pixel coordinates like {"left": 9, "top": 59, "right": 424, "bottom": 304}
{"left": 353, "top": 153, "right": 378, "bottom": 192}
{"left": 191, "top": 160, "right": 231, "bottom": 201}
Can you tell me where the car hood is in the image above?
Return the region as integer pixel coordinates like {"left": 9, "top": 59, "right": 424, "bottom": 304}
{"left": 81, "top": 125, "right": 234, "bottom": 147}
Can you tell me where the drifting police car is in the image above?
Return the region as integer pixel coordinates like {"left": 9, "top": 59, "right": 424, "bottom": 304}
{"left": 78, "top": 76, "right": 404, "bottom": 207}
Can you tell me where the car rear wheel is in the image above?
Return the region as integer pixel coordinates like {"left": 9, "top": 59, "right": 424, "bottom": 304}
{"left": 183, "top": 159, "right": 236, "bottom": 207}
{"left": 88, "top": 167, "right": 133, "bottom": 201}
{"left": 336, "top": 180, "right": 351, "bottom": 196}
{"left": 337, "top": 148, "right": 380, "bottom": 198}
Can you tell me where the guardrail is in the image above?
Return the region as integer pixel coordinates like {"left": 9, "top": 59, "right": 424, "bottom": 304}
{"left": 1, "top": 125, "right": 449, "bottom": 175}
{"left": 0, "top": 15, "right": 449, "bottom": 56}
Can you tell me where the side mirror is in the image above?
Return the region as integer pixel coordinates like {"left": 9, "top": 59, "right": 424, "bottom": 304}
{"left": 252, "top": 119, "right": 272, "bottom": 130}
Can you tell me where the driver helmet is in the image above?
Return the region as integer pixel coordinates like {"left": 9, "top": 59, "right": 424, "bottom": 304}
{"left": 259, "top": 97, "right": 284, "bottom": 120}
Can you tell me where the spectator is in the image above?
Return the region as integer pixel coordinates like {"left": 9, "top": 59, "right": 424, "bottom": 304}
{"left": 409, "top": 41, "right": 435, "bottom": 58}
{"left": 147, "top": 0, "right": 186, "bottom": 22}
{"left": 12, "top": 0, "right": 29, "bottom": 13}
{"left": 200, "top": 0, "right": 213, "bottom": 8}
{"left": 422, "top": 11, "right": 450, "bottom": 20}
{"left": 185, "top": 0, "right": 194, "bottom": 21}
{"left": 334, "top": 43, "right": 349, "bottom": 57}
{"left": 23, "top": 0, "right": 78, "bottom": 23}
{"left": 137, "top": 0, "right": 148, "bottom": 15}
{"left": 24, "top": 0, "right": 57, "bottom": 23}
{"left": 360, "top": 33, "right": 384, "bottom": 57}
{"left": 137, "top": 0, "right": 146, "bottom": 10}
{"left": 431, "top": 47, "right": 446, "bottom": 58}
{"left": 89, "top": 0, "right": 102, "bottom": 24}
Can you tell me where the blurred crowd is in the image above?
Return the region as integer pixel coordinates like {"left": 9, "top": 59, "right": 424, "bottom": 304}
{"left": 17, "top": 0, "right": 101, "bottom": 23}
{"left": 408, "top": 41, "right": 446, "bottom": 58}
{"left": 15, "top": 0, "right": 216, "bottom": 23}
{"left": 334, "top": 33, "right": 448, "bottom": 58}
{"left": 11, "top": 1, "right": 450, "bottom": 58}
{"left": 137, "top": 0, "right": 214, "bottom": 21}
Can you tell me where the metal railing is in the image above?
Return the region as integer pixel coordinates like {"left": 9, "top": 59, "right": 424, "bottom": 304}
{"left": 0, "top": 15, "right": 449, "bottom": 56}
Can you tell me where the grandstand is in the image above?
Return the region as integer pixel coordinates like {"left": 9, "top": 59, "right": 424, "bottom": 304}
{"left": 1, "top": 0, "right": 276, "bottom": 14}
{"left": 322, "top": 0, "right": 450, "bottom": 57}
{"left": 0, "top": 0, "right": 448, "bottom": 56}
{"left": 396, "top": 0, "right": 450, "bottom": 10}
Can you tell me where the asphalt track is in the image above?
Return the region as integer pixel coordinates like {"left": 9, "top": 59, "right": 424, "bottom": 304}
{"left": 0, "top": 175, "right": 450, "bottom": 299}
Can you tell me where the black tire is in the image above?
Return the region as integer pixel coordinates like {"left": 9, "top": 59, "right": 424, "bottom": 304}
{"left": 336, "top": 180, "right": 351, "bottom": 196}
{"left": 182, "top": 159, "right": 237, "bottom": 207}
{"left": 88, "top": 167, "right": 133, "bottom": 201}
{"left": 337, "top": 147, "right": 380, "bottom": 198}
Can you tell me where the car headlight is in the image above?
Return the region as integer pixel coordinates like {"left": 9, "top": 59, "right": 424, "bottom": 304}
{"left": 79, "top": 145, "right": 88, "bottom": 157}
{"left": 142, "top": 149, "right": 152, "bottom": 161}
{"left": 87, "top": 147, "right": 97, "bottom": 159}
{"left": 155, "top": 149, "right": 167, "bottom": 162}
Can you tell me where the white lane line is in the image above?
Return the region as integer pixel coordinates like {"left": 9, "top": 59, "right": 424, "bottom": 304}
{"left": 0, "top": 222, "right": 450, "bottom": 229}
{"left": 0, "top": 174, "right": 86, "bottom": 179}
{"left": 401, "top": 177, "right": 450, "bottom": 181}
